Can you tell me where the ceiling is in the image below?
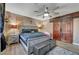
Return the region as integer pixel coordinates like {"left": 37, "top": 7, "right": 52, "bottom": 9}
{"left": 6, "top": 3, "right": 79, "bottom": 20}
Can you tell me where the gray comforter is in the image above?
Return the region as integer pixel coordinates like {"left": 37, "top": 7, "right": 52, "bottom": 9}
{"left": 20, "top": 32, "right": 51, "bottom": 54}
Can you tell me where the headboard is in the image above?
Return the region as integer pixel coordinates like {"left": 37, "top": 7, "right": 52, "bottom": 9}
{"left": 22, "top": 29, "right": 38, "bottom": 33}
{"left": 21, "top": 25, "right": 38, "bottom": 33}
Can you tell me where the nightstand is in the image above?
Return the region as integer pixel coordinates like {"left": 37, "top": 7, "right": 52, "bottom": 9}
{"left": 7, "top": 34, "right": 19, "bottom": 45}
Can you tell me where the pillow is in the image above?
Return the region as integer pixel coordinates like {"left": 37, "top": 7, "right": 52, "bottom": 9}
{"left": 22, "top": 29, "right": 31, "bottom": 33}
{"left": 22, "top": 29, "right": 38, "bottom": 33}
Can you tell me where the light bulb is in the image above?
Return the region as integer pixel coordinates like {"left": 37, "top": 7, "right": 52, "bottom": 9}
{"left": 44, "top": 13, "right": 49, "bottom": 17}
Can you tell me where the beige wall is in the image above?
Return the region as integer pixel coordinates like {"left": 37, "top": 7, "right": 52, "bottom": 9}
{"left": 39, "top": 21, "right": 53, "bottom": 38}
{"left": 41, "top": 22, "right": 53, "bottom": 33}
{"left": 4, "top": 12, "right": 41, "bottom": 40}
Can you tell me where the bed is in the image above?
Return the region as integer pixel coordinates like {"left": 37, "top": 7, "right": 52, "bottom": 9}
{"left": 19, "top": 29, "right": 55, "bottom": 54}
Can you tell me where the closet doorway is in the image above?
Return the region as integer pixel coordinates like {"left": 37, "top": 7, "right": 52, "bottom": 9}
{"left": 61, "top": 19, "right": 73, "bottom": 43}
{"left": 53, "top": 21, "right": 61, "bottom": 41}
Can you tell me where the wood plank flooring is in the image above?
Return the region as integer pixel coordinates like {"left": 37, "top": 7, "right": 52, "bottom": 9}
{"left": 56, "top": 41, "right": 79, "bottom": 54}
{"left": 1, "top": 41, "right": 79, "bottom": 55}
{"left": 1, "top": 43, "right": 27, "bottom": 55}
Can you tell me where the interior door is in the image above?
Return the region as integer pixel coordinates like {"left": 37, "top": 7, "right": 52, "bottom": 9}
{"left": 53, "top": 21, "right": 61, "bottom": 41}
{"left": 61, "top": 18, "right": 73, "bottom": 43}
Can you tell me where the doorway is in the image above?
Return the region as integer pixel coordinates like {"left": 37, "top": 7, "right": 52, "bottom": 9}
{"left": 53, "top": 21, "right": 61, "bottom": 41}
{"left": 61, "top": 19, "right": 73, "bottom": 43}
{"left": 73, "top": 18, "right": 79, "bottom": 46}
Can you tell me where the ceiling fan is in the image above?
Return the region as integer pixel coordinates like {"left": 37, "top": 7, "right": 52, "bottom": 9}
{"left": 34, "top": 5, "right": 59, "bottom": 19}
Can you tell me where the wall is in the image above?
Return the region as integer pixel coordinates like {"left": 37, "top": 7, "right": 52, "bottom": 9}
{"left": 73, "top": 18, "right": 79, "bottom": 45}
{"left": 42, "top": 22, "right": 53, "bottom": 33}
{"left": 40, "top": 21, "right": 53, "bottom": 38}
{"left": 4, "top": 12, "right": 41, "bottom": 40}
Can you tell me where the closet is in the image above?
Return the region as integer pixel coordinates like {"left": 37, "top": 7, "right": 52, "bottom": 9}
{"left": 52, "top": 12, "right": 79, "bottom": 44}
{"left": 53, "top": 15, "right": 76, "bottom": 44}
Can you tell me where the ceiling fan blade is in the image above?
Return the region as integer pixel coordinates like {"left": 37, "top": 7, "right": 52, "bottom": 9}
{"left": 53, "top": 6, "right": 59, "bottom": 10}
{"left": 49, "top": 15, "right": 52, "bottom": 17}
{"left": 34, "top": 5, "right": 45, "bottom": 13}
{"left": 51, "top": 5, "right": 67, "bottom": 11}
{"left": 53, "top": 12, "right": 59, "bottom": 15}
{"left": 34, "top": 11, "right": 39, "bottom": 12}
{"left": 36, "top": 12, "right": 44, "bottom": 16}
{"left": 49, "top": 6, "right": 59, "bottom": 13}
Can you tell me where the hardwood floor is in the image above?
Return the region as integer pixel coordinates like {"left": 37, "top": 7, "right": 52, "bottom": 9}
{"left": 1, "top": 41, "right": 79, "bottom": 55}
{"left": 56, "top": 41, "right": 79, "bottom": 54}
{"left": 1, "top": 43, "right": 27, "bottom": 55}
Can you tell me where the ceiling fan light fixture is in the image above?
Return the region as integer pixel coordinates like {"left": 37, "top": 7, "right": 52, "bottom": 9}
{"left": 43, "top": 12, "right": 50, "bottom": 20}
{"left": 44, "top": 12, "right": 49, "bottom": 17}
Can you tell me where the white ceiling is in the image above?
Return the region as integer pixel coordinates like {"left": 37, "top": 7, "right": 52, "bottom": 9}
{"left": 6, "top": 3, "right": 79, "bottom": 20}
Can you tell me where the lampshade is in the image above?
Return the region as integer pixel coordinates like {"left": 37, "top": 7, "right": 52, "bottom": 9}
{"left": 9, "top": 24, "right": 17, "bottom": 28}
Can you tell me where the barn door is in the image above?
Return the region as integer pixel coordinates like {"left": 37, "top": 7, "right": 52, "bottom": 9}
{"left": 61, "top": 17, "right": 73, "bottom": 43}
{"left": 53, "top": 21, "right": 61, "bottom": 41}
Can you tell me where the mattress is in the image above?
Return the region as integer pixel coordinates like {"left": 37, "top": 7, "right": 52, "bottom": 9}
{"left": 20, "top": 33, "right": 50, "bottom": 46}
{"left": 20, "top": 32, "right": 48, "bottom": 39}
{"left": 20, "top": 32, "right": 51, "bottom": 54}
